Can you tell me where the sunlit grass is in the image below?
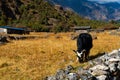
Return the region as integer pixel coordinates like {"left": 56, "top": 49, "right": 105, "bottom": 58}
{"left": 0, "top": 31, "right": 120, "bottom": 79}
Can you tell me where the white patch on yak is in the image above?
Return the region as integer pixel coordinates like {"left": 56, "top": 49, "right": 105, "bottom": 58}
{"left": 76, "top": 49, "right": 86, "bottom": 58}
{"left": 76, "top": 51, "right": 83, "bottom": 58}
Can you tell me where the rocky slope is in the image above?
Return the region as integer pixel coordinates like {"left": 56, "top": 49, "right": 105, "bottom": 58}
{"left": 0, "top": 0, "right": 22, "bottom": 20}
{"left": 0, "top": 0, "right": 88, "bottom": 31}
{"left": 48, "top": 0, "right": 120, "bottom": 21}
{"left": 0, "top": 0, "right": 116, "bottom": 31}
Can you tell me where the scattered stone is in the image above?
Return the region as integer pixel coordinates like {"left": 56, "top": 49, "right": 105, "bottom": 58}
{"left": 46, "top": 49, "right": 120, "bottom": 80}
{"left": 46, "top": 76, "right": 56, "bottom": 80}
{"left": 117, "top": 62, "right": 120, "bottom": 70}
{"left": 55, "top": 69, "right": 66, "bottom": 80}
{"left": 90, "top": 64, "right": 109, "bottom": 71}
{"left": 66, "top": 65, "right": 74, "bottom": 71}
{"left": 109, "top": 58, "right": 120, "bottom": 63}
{"left": 109, "top": 63, "right": 118, "bottom": 73}
{"left": 109, "top": 50, "right": 118, "bottom": 55}
{"left": 96, "top": 75, "right": 108, "bottom": 80}
{"left": 67, "top": 73, "right": 79, "bottom": 80}
{"left": 90, "top": 70, "right": 108, "bottom": 76}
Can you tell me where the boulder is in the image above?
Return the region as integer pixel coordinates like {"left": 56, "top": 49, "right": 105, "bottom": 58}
{"left": 67, "top": 73, "right": 79, "bottom": 80}
{"left": 96, "top": 75, "right": 108, "bottom": 80}
{"left": 89, "top": 64, "right": 109, "bottom": 71}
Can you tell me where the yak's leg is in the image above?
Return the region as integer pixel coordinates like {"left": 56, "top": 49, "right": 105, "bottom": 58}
{"left": 84, "top": 50, "right": 90, "bottom": 61}
{"left": 80, "top": 50, "right": 85, "bottom": 62}
{"left": 82, "top": 53, "right": 86, "bottom": 62}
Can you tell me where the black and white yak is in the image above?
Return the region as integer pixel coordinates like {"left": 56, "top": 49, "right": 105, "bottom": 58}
{"left": 73, "top": 33, "right": 93, "bottom": 62}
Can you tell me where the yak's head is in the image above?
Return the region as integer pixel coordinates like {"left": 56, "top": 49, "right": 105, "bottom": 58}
{"left": 73, "top": 50, "right": 86, "bottom": 62}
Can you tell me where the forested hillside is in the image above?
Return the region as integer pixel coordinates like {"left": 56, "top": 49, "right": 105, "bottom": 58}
{"left": 0, "top": 0, "right": 119, "bottom": 32}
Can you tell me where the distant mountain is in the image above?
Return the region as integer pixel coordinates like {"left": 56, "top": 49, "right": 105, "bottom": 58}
{"left": 0, "top": 0, "right": 115, "bottom": 31}
{"left": 48, "top": 0, "right": 120, "bottom": 21}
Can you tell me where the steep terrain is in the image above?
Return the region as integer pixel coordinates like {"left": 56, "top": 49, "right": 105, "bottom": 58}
{"left": 0, "top": 0, "right": 118, "bottom": 31}
{"left": 0, "top": 0, "right": 22, "bottom": 20}
{"left": 0, "top": 0, "right": 87, "bottom": 32}
{"left": 48, "top": 0, "right": 120, "bottom": 21}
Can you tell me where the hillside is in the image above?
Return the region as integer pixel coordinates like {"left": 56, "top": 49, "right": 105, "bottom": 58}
{"left": 49, "top": 0, "right": 120, "bottom": 21}
{"left": 0, "top": 0, "right": 112, "bottom": 32}
{"left": 0, "top": 0, "right": 82, "bottom": 31}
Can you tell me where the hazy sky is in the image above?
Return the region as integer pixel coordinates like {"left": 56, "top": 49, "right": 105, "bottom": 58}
{"left": 88, "top": 0, "right": 120, "bottom": 3}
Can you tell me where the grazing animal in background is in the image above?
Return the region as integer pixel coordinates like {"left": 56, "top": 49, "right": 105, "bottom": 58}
{"left": 73, "top": 33, "right": 93, "bottom": 62}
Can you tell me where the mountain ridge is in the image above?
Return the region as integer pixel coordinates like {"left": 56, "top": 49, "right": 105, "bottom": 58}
{"left": 0, "top": 0, "right": 118, "bottom": 32}
{"left": 48, "top": 0, "right": 120, "bottom": 21}
{"left": 0, "top": 0, "right": 94, "bottom": 32}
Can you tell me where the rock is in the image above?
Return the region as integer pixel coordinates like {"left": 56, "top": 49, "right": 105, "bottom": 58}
{"left": 109, "top": 63, "right": 118, "bottom": 73}
{"left": 93, "top": 58, "right": 104, "bottom": 65}
{"left": 91, "top": 70, "right": 108, "bottom": 76}
{"left": 67, "top": 73, "right": 79, "bottom": 80}
{"left": 118, "top": 50, "right": 120, "bottom": 57}
{"left": 108, "top": 58, "right": 120, "bottom": 63}
{"left": 77, "top": 67, "right": 95, "bottom": 80}
{"left": 108, "top": 50, "right": 119, "bottom": 58}
{"left": 79, "top": 71, "right": 96, "bottom": 80}
{"left": 46, "top": 76, "right": 56, "bottom": 80}
{"left": 90, "top": 64, "right": 109, "bottom": 71}
{"left": 99, "top": 53, "right": 110, "bottom": 65}
{"left": 77, "top": 67, "right": 87, "bottom": 75}
{"left": 55, "top": 69, "right": 66, "bottom": 80}
{"left": 80, "top": 75, "right": 90, "bottom": 80}
{"left": 109, "top": 50, "right": 118, "bottom": 54}
{"left": 66, "top": 65, "right": 74, "bottom": 71}
{"left": 65, "top": 65, "right": 74, "bottom": 74}
{"left": 96, "top": 75, "right": 108, "bottom": 80}
{"left": 116, "top": 70, "right": 120, "bottom": 80}
{"left": 117, "top": 62, "right": 120, "bottom": 70}
{"left": 88, "top": 60, "right": 94, "bottom": 66}
{"left": 46, "top": 49, "right": 120, "bottom": 80}
{"left": 64, "top": 69, "right": 70, "bottom": 74}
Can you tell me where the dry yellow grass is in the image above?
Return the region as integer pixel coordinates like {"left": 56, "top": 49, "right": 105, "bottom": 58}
{"left": 0, "top": 31, "right": 120, "bottom": 79}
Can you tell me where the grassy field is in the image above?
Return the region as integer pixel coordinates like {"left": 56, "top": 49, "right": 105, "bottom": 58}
{"left": 0, "top": 31, "right": 120, "bottom": 80}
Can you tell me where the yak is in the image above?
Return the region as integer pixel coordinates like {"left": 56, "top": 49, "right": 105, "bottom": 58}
{"left": 73, "top": 33, "right": 93, "bottom": 62}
